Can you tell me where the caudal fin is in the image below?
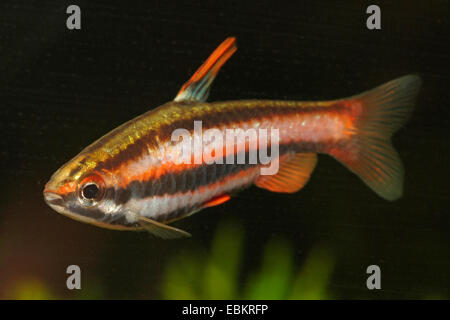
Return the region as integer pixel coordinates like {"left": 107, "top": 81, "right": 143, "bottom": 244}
{"left": 331, "top": 75, "right": 422, "bottom": 201}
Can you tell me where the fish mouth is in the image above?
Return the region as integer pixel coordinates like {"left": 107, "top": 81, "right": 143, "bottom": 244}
{"left": 43, "top": 189, "right": 64, "bottom": 206}
{"left": 43, "top": 187, "right": 141, "bottom": 231}
{"left": 43, "top": 188, "right": 102, "bottom": 226}
{"left": 43, "top": 189, "right": 67, "bottom": 215}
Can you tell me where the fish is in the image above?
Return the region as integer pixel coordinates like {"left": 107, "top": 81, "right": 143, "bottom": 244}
{"left": 43, "top": 37, "right": 421, "bottom": 238}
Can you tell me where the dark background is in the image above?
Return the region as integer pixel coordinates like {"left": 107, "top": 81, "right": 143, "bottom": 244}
{"left": 0, "top": 0, "right": 449, "bottom": 299}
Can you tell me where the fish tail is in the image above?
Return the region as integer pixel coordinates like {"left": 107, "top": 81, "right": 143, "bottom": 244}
{"left": 329, "top": 75, "right": 422, "bottom": 200}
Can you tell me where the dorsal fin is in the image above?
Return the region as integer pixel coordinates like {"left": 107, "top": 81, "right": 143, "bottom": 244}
{"left": 255, "top": 153, "right": 318, "bottom": 193}
{"left": 174, "top": 37, "right": 236, "bottom": 102}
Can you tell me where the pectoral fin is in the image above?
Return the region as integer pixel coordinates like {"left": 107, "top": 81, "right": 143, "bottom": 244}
{"left": 255, "top": 153, "right": 318, "bottom": 193}
{"left": 138, "top": 216, "right": 191, "bottom": 239}
{"left": 174, "top": 37, "right": 236, "bottom": 102}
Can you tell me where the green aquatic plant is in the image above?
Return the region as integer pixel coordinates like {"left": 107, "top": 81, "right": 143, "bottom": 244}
{"left": 10, "top": 278, "right": 55, "bottom": 300}
{"left": 6, "top": 277, "right": 104, "bottom": 300}
{"left": 243, "top": 238, "right": 295, "bottom": 299}
{"left": 3, "top": 219, "right": 448, "bottom": 299}
{"left": 162, "top": 221, "right": 244, "bottom": 299}
{"left": 162, "top": 220, "right": 335, "bottom": 299}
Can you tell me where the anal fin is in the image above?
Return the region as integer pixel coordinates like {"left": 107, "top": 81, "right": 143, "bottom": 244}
{"left": 255, "top": 153, "right": 318, "bottom": 193}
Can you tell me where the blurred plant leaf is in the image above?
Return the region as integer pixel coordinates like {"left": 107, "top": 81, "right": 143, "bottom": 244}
{"left": 202, "top": 221, "right": 244, "bottom": 299}
{"left": 162, "top": 219, "right": 336, "bottom": 300}
{"left": 11, "top": 278, "right": 54, "bottom": 300}
{"left": 162, "top": 251, "right": 202, "bottom": 299}
{"left": 244, "top": 238, "right": 293, "bottom": 299}
{"left": 289, "top": 245, "right": 334, "bottom": 299}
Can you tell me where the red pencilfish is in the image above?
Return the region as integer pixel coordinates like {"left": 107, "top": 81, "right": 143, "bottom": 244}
{"left": 43, "top": 37, "right": 421, "bottom": 238}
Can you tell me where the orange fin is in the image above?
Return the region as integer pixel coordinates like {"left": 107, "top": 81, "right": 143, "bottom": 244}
{"left": 255, "top": 153, "right": 318, "bottom": 193}
{"left": 174, "top": 37, "right": 236, "bottom": 102}
{"left": 202, "top": 194, "right": 231, "bottom": 208}
{"left": 329, "top": 75, "right": 421, "bottom": 201}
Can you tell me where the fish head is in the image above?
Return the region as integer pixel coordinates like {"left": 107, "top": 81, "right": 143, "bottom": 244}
{"left": 43, "top": 155, "right": 136, "bottom": 230}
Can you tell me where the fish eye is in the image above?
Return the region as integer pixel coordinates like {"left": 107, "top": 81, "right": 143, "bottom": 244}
{"left": 82, "top": 183, "right": 99, "bottom": 200}
{"left": 78, "top": 175, "right": 105, "bottom": 206}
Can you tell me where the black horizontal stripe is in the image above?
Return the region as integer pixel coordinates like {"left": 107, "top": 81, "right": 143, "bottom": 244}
{"left": 112, "top": 140, "right": 332, "bottom": 205}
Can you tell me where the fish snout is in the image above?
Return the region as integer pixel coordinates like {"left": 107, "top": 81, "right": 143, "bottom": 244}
{"left": 43, "top": 176, "right": 74, "bottom": 211}
{"left": 43, "top": 189, "right": 64, "bottom": 206}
